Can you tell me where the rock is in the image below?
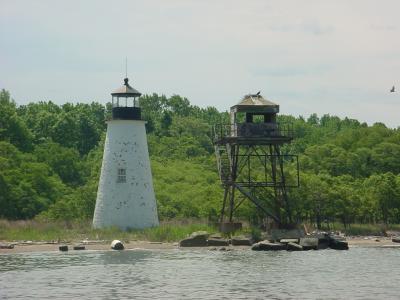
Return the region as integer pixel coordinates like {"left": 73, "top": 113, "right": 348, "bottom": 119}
{"left": 299, "top": 238, "right": 318, "bottom": 250}
{"left": 392, "top": 237, "right": 400, "bottom": 243}
{"left": 329, "top": 234, "right": 346, "bottom": 241}
{"left": 179, "top": 231, "right": 209, "bottom": 247}
{"left": 111, "top": 240, "right": 124, "bottom": 250}
{"left": 73, "top": 245, "right": 86, "bottom": 250}
{"left": 0, "top": 244, "right": 14, "bottom": 249}
{"left": 209, "top": 233, "right": 223, "bottom": 239}
{"left": 329, "top": 239, "right": 349, "bottom": 250}
{"left": 231, "top": 236, "right": 253, "bottom": 246}
{"left": 271, "top": 229, "right": 305, "bottom": 241}
{"left": 219, "top": 247, "right": 232, "bottom": 251}
{"left": 207, "top": 238, "right": 229, "bottom": 246}
{"left": 190, "top": 231, "right": 209, "bottom": 239}
{"left": 180, "top": 237, "right": 207, "bottom": 247}
{"left": 251, "top": 241, "right": 286, "bottom": 251}
{"left": 316, "top": 234, "right": 331, "bottom": 249}
{"left": 286, "top": 242, "right": 303, "bottom": 251}
{"left": 59, "top": 245, "right": 68, "bottom": 252}
{"left": 279, "top": 238, "right": 299, "bottom": 244}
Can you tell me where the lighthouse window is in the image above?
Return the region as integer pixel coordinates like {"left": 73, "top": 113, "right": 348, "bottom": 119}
{"left": 117, "top": 168, "right": 126, "bottom": 183}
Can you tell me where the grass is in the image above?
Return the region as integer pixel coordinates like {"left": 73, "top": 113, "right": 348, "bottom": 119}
{"left": 2, "top": 219, "right": 400, "bottom": 242}
{"left": 0, "top": 219, "right": 217, "bottom": 243}
{"left": 313, "top": 222, "right": 400, "bottom": 236}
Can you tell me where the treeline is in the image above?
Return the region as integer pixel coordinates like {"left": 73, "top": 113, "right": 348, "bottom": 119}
{"left": 0, "top": 89, "right": 399, "bottom": 228}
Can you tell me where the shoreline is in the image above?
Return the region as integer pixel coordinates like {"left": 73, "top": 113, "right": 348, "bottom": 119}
{"left": 1, "top": 237, "right": 400, "bottom": 254}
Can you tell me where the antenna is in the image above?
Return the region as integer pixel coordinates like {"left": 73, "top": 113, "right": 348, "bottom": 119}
{"left": 125, "top": 57, "right": 128, "bottom": 78}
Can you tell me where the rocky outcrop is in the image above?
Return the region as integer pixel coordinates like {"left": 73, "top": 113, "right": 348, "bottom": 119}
{"left": 299, "top": 238, "right": 319, "bottom": 250}
{"left": 251, "top": 241, "right": 286, "bottom": 251}
{"left": 231, "top": 236, "right": 253, "bottom": 246}
{"left": 279, "top": 238, "right": 299, "bottom": 244}
{"left": 179, "top": 231, "right": 209, "bottom": 247}
{"left": 207, "top": 238, "right": 229, "bottom": 246}
{"left": 250, "top": 232, "right": 349, "bottom": 251}
{"left": 287, "top": 242, "right": 303, "bottom": 251}
{"left": 329, "top": 238, "right": 349, "bottom": 250}
{"left": 271, "top": 229, "right": 305, "bottom": 241}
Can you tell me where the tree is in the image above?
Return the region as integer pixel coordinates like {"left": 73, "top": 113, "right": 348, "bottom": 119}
{"left": 0, "top": 89, "right": 33, "bottom": 151}
{"left": 371, "top": 143, "right": 400, "bottom": 174}
{"left": 365, "top": 173, "right": 400, "bottom": 224}
{"left": 34, "top": 141, "right": 85, "bottom": 186}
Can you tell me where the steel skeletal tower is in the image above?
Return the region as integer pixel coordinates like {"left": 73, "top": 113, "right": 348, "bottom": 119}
{"left": 213, "top": 93, "right": 299, "bottom": 230}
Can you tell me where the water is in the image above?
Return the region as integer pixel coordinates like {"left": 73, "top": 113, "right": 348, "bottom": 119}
{"left": 1, "top": 247, "right": 400, "bottom": 299}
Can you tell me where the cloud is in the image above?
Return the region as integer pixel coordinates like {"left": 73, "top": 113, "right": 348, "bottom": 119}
{"left": 251, "top": 64, "right": 332, "bottom": 77}
{"left": 1, "top": 0, "right": 400, "bottom": 127}
{"left": 269, "top": 20, "right": 334, "bottom": 36}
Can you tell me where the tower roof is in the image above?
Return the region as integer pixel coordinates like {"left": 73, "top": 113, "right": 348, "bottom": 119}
{"left": 231, "top": 93, "right": 279, "bottom": 113}
{"left": 111, "top": 78, "right": 142, "bottom": 97}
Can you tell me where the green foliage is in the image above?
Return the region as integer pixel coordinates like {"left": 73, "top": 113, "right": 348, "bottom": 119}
{"left": 1, "top": 88, "right": 400, "bottom": 230}
{"left": 34, "top": 141, "right": 85, "bottom": 186}
{"left": 0, "top": 90, "right": 33, "bottom": 151}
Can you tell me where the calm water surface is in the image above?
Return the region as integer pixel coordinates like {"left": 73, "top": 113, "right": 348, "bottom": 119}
{"left": 1, "top": 247, "right": 400, "bottom": 299}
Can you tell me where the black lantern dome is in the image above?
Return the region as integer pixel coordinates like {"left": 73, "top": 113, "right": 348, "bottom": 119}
{"left": 111, "top": 78, "right": 142, "bottom": 120}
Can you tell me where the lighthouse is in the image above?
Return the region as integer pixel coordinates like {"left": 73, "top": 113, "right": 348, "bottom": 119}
{"left": 93, "top": 77, "right": 159, "bottom": 230}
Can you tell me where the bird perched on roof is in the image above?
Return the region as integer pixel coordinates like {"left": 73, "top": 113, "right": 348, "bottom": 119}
{"left": 390, "top": 86, "right": 395, "bottom": 92}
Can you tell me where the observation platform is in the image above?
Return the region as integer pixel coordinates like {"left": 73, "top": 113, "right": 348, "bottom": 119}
{"left": 213, "top": 122, "right": 293, "bottom": 145}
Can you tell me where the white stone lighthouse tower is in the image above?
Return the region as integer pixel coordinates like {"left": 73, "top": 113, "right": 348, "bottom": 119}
{"left": 93, "top": 77, "right": 159, "bottom": 230}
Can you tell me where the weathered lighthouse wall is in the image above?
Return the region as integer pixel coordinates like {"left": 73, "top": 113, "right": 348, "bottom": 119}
{"left": 93, "top": 120, "right": 159, "bottom": 230}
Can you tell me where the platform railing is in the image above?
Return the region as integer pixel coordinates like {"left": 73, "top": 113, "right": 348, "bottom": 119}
{"left": 213, "top": 122, "right": 294, "bottom": 141}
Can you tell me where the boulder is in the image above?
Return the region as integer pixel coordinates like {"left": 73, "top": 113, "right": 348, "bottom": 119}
{"left": 286, "top": 242, "right": 303, "bottom": 251}
{"left": 315, "top": 234, "right": 331, "bottom": 249}
{"left": 207, "top": 238, "right": 229, "bottom": 246}
{"left": 279, "top": 238, "right": 299, "bottom": 244}
{"left": 111, "top": 240, "right": 124, "bottom": 250}
{"left": 231, "top": 236, "right": 253, "bottom": 246}
{"left": 73, "top": 245, "right": 86, "bottom": 250}
{"left": 209, "top": 233, "right": 223, "bottom": 239}
{"left": 190, "top": 231, "right": 209, "bottom": 239}
{"left": 0, "top": 243, "right": 14, "bottom": 249}
{"left": 59, "top": 245, "right": 68, "bottom": 252}
{"left": 179, "top": 231, "right": 209, "bottom": 247}
{"left": 251, "top": 241, "right": 286, "bottom": 251}
{"left": 271, "top": 229, "right": 305, "bottom": 241}
{"left": 299, "top": 238, "right": 319, "bottom": 250}
{"left": 329, "top": 239, "right": 349, "bottom": 250}
{"left": 392, "top": 237, "right": 400, "bottom": 243}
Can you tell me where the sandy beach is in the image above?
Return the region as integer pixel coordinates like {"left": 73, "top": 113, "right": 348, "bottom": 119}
{"left": 0, "top": 240, "right": 178, "bottom": 254}
{"left": 1, "top": 236, "right": 400, "bottom": 254}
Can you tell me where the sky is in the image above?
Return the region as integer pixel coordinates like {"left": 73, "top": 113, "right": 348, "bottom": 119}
{"left": 1, "top": 0, "right": 400, "bottom": 127}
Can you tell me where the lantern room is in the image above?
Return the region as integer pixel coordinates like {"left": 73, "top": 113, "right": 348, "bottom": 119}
{"left": 111, "top": 77, "right": 142, "bottom": 120}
